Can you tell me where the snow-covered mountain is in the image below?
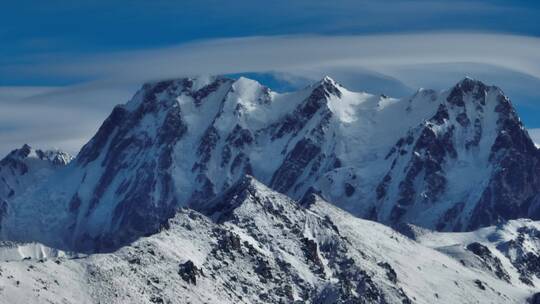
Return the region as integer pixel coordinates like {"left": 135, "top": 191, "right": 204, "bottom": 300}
{"left": 0, "top": 178, "right": 537, "bottom": 303}
{"left": 0, "top": 145, "right": 72, "bottom": 227}
{"left": 1, "top": 76, "right": 539, "bottom": 252}
{"left": 0, "top": 144, "right": 72, "bottom": 201}
{"left": 375, "top": 78, "right": 540, "bottom": 231}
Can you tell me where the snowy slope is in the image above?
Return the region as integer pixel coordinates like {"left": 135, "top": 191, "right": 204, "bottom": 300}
{"left": 374, "top": 77, "right": 540, "bottom": 231}
{"left": 0, "top": 144, "right": 72, "bottom": 202}
{"left": 0, "top": 177, "right": 536, "bottom": 304}
{"left": 414, "top": 219, "right": 540, "bottom": 288}
{"left": 1, "top": 76, "right": 539, "bottom": 252}
{"left": 0, "top": 145, "right": 72, "bottom": 231}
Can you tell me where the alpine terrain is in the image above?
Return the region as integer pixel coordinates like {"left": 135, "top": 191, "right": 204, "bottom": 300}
{"left": 0, "top": 75, "right": 539, "bottom": 303}
{"left": 0, "top": 178, "right": 539, "bottom": 303}
{"left": 0, "top": 144, "right": 72, "bottom": 228}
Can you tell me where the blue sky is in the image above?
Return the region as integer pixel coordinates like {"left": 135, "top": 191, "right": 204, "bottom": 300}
{"left": 2, "top": 1, "right": 540, "bottom": 65}
{"left": 1, "top": 0, "right": 540, "bottom": 154}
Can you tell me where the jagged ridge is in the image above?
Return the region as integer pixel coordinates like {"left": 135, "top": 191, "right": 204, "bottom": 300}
{"left": 1, "top": 75, "right": 539, "bottom": 252}
{"left": 0, "top": 177, "right": 536, "bottom": 303}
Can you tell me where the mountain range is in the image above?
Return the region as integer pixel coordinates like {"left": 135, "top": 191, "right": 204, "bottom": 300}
{"left": 0, "top": 75, "right": 539, "bottom": 303}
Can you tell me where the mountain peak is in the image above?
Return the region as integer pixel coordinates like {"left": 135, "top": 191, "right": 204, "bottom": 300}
{"left": 0, "top": 145, "right": 72, "bottom": 205}
{"left": 317, "top": 75, "right": 341, "bottom": 90}
{"left": 190, "top": 75, "right": 225, "bottom": 91}
{"left": 459, "top": 75, "right": 476, "bottom": 82}
{"left": 7, "top": 144, "right": 33, "bottom": 159}
{"left": 4, "top": 144, "right": 73, "bottom": 165}
{"left": 231, "top": 76, "right": 269, "bottom": 97}
{"left": 321, "top": 75, "right": 336, "bottom": 84}
{"left": 309, "top": 75, "right": 342, "bottom": 99}
{"left": 39, "top": 149, "right": 74, "bottom": 166}
{"left": 196, "top": 175, "right": 261, "bottom": 218}
{"left": 126, "top": 76, "right": 235, "bottom": 111}
{"left": 196, "top": 175, "right": 293, "bottom": 223}
{"left": 234, "top": 76, "right": 260, "bottom": 86}
{"left": 446, "top": 76, "right": 495, "bottom": 108}
{"left": 453, "top": 76, "right": 489, "bottom": 93}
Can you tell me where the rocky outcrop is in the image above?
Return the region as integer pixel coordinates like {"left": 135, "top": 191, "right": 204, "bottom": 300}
{"left": 178, "top": 260, "right": 200, "bottom": 285}
{"left": 466, "top": 242, "right": 511, "bottom": 282}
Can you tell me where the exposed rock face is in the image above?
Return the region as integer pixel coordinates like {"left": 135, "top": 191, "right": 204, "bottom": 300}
{"left": 496, "top": 225, "right": 540, "bottom": 285}
{"left": 466, "top": 242, "right": 511, "bottom": 282}
{"left": 69, "top": 80, "right": 190, "bottom": 251}
{"left": 178, "top": 260, "right": 200, "bottom": 284}
{"left": 376, "top": 77, "right": 540, "bottom": 231}
{"left": 2, "top": 76, "right": 540, "bottom": 252}
{"left": 469, "top": 96, "right": 540, "bottom": 229}
{"left": 530, "top": 293, "right": 540, "bottom": 304}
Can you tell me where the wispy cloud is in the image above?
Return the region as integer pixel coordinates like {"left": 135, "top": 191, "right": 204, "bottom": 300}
{"left": 0, "top": 82, "right": 137, "bottom": 156}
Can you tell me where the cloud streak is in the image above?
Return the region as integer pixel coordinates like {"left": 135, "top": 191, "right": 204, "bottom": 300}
{"left": 7, "top": 33, "right": 539, "bottom": 82}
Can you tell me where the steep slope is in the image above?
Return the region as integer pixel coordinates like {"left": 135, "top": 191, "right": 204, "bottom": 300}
{"left": 414, "top": 219, "right": 540, "bottom": 289}
{"left": 2, "top": 76, "right": 539, "bottom": 251}
{"left": 0, "top": 177, "right": 535, "bottom": 304}
{"left": 374, "top": 77, "right": 540, "bottom": 231}
{"left": 0, "top": 144, "right": 72, "bottom": 201}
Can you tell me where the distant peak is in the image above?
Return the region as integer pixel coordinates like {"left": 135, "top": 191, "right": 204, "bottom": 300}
{"left": 232, "top": 76, "right": 265, "bottom": 90}
{"left": 235, "top": 76, "right": 256, "bottom": 83}
{"left": 141, "top": 75, "right": 232, "bottom": 92}
{"left": 19, "top": 144, "right": 32, "bottom": 155}
{"left": 3, "top": 144, "right": 73, "bottom": 166}
{"left": 41, "top": 149, "right": 74, "bottom": 166}
{"left": 454, "top": 76, "right": 488, "bottom": 91}
{"left": 128, "top": 76, "right": 234, "bottom": 110}
{"left": 446, "top": 77, "right": 495, "bottom": 107}
{"left": 6, "top": 144, "right": 33, "bottom": 159}
{"left": 311, "top": 75, "right": 342, "bottom": 98}
{"left": 322, "top": 75, "right": 335, "bottom": 82}
{"left": 319, "top": 75, "right": 338, "bottom": 86}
